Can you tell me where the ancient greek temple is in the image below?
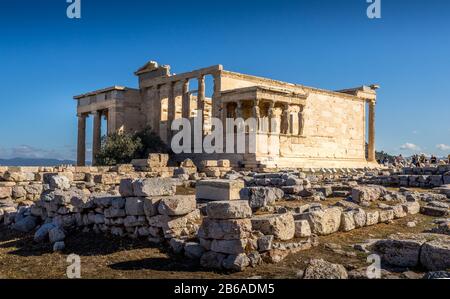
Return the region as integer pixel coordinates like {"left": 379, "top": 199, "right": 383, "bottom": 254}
{"left": 73, "top": 61, "right": 378, "bottom": 169}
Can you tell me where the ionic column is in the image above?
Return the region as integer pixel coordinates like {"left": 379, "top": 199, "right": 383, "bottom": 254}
{"left": 153, "top": 86, "right": 161, "bottom": 133}
{"left": 182, "top": 79, "right": 190, "bottom": 119}
{"left": 197, "top": 75, "right": 206, "bottom": 138}
{"left": 167, "top": 82, "right": 176, "bottom": 141}
{"left": 77, "top": 114, "right": 87, "bottom": 166}
{"left": 368, "top": 100, "right": 376, "bottom": 162}
{"left": 221, "top": 102, "right": 228, "bottom": 150}
{"left": 92, "top": 110, "right": 102, "bottom": 166}
{"left": 212, "top": 74, "right": 222, "bottom": 119}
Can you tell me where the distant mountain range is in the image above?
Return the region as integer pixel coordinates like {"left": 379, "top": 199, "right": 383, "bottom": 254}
{"left": 0, "top": 158, "right": 80, "bottom": 167}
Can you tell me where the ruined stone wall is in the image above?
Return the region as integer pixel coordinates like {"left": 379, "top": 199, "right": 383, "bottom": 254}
{"left": 279, "top": 91, "right": 366, "bottom": 166}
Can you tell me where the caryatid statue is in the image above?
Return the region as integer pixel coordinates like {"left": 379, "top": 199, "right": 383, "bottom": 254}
{"left": 298, "top": 105, "right": 305, "bottom": 136}
{"left": 280, "top": 104, "right": 290, "bottom": 134}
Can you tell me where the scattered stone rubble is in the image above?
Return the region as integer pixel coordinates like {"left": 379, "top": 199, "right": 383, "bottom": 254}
{"left": 1, "top": 161, "right": 450, "bottom": 275}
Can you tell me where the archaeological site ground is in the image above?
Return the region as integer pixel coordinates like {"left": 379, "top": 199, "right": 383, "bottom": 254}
{"left": 1, "top": 0, "right": 449, "bottom": 295}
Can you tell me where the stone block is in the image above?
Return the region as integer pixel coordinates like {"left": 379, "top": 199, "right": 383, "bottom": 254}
{"left": 132, "top": 178, "right": 176, "bottom": 197}
{"left": 402, "top": 202, "right": 420, "bottom": 215}
{"left": 379, "top": 209, "right": 395, "bottom": 223}
{"left": 351, "top": 185, "right": 386, "bottom": 203}
{"left": 196, "top": 179, "right": 244, "bottom": 201}
{"left": 420, "top": 237, "right": 450, "bottom": 271}
{"left": 366, "top": 210, "right": 379, "bottom": 226}
{"left": 200, "top": 251, "right": 226, "bottom": 269}
{"left": 125, "top": 197, "right": 145, "bottom": 216}
{"left": 198, "top": 218, "right": 252, "bottom": 240}
{"left": 206, "top": 200, "right": 252, "bottom": 219}
{"left": 210, "top": 239, "right": 248, "bottom": 255}
{"left": 222, "top": 253, "right": 250, "bottom": 271}
{"left": 353, "top": 208, "right": 367, "bottom": 228}
{"left": 158, "top": 195, "right": 196, "bottom": 216}
{"left": 421, "top": 206, "right": 448, "bottom": 217}
{"left": 240, "top": 187, "right": 284, "bottom": 209}
{"left": 372, "top": 238, "right": 424, "bottom": 267}
{"left": 119, "top": 178, "right": 134, "bottom": 197}
{"left": 184, "top": 242, "right": 205, "bottom": 259}
{"left": 294, "top": 220, "right": 311, "bottom": 237}
{"left": 257, "top": 235, "right": 274, "bottom": 251}
{"left": 48, "top": 175, "right": 71, "bottom": 190}
{"left": 340, "top": 211, "right": 355, "bottom": 232}
{"left": 251, "top": 213, "right": 295, "bottom": 241}
{"left": 392, "top": 204, "right": 407, "bottom": 219}
{"left": 300, "top": 207, "right": 342, "bottom": 235}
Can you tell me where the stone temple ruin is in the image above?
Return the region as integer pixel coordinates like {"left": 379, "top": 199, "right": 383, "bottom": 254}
{"left": 1, "top": 62, "right": 449, "bottom": 278}
{"left": 74, "top": 61, "right": 379, "bottom": 169}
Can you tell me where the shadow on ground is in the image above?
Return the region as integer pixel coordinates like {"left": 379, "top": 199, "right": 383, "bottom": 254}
{"left": 0, "top": 226, "right": 161, "bottom": 257}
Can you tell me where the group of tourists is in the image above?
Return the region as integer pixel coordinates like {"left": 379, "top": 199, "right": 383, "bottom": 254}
{"left": 379, "top": 153, "right": 450, "bottom": 167}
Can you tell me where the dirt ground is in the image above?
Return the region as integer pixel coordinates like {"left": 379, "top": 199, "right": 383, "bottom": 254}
{"left": 0, "top": 213, "right": 436, "bottom": 279}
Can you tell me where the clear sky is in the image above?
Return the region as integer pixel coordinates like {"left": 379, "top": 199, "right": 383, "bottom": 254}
{"left": 0, "top": 0, "right": 449, "bottom": 160}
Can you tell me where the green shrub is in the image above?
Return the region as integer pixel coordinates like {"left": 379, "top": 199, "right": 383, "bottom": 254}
{"left": 95, "top": 126, "right": 169, "bottom": 166}
{"left": 95, "top": 132, "right": 142, "bottom": 166}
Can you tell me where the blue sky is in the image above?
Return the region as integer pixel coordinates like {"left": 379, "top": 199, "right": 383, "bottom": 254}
{"left": 0, "top": 0, "right": 449, "bottom": 160}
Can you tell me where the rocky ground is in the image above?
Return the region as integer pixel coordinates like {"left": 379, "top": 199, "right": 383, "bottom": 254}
{"left": 1, "top": 161, "right": 449, "bottom": 279}
{"left": 0, "top": 204, "right": 439, "bottom": 279}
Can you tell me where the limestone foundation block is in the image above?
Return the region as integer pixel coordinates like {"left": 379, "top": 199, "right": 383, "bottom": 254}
{"left": 251, "top": 213, "right": 295, "bottom": 241}
{"left": 340, "top": 210, "right": 356, "bottom": 232}
{"left": 196, "top": 179, "right": 244, "bottom": 201}
{"left": 365, "top": 210, "right": 379, "bottom": 226}
{"left": 198, "top": 218, "right": 252, "bottom": 240}
{"left": 157, "top": 195, "right": 196, "bottom": 216}
{"left": 420, "top": 237, "right": 450, "bottom": 271}
{"left": 240, "top": 187, "right": 284, "bottom": 209}
{"left": 379, "top": 209, "right": 395, "bottom": 223}
{"left": 210, "top": 239, "right": 248, "bottom": 255}
{"left": 294, "top": 220, "right": 311, "bottom": 237}
{"left": 206, "top": 200, "right": 252, "bottom": 219}
{"left": 402, "top": 202, "right": 420, "bottom": 215}
{"left": 125, "top": 197, "right": 145, "bottom": 216}
{"left": 299, "top": 207, "right": 342, "bottom": 236}
{"left": 132, "top": 178, "right": 176, "bottom": 197}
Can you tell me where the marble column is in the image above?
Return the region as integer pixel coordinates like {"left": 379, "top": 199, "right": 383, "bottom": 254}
{"left": 368, "top": 100, "right": 376, "bottom": 162}
{"left": 212, "top": 74, "right": 222, "bottom": 119}
{"left": 198, "top": 75, "right": 206, "bottom": 138}
{"left": 221, "top": 102, "right": 228, "bottom": 150}
{"left": 92, "top": 110, "right": 102, "bottom": 165}
{"left": 167, "top": 82, "right": 176, "bottom": 141}
{"left": 182, "top": 79, "right": 190, "bottom": 119}
{"left": 77, "top": 114, "right": 87, "bottom": 166}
